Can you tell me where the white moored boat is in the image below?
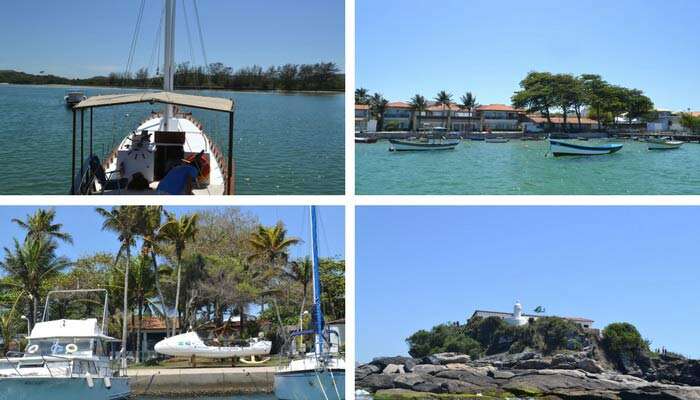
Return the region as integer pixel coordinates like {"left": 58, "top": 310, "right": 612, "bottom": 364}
{"left": 549, "top": 139, "right": 623, "bottom": 157}
{"left": 274, "top": 207, "right": 345, "bottom": 400}
{"left": 647, "top": 137, "right": 683, "bottom": 150}
{"left": 154, "top": 331, "right": 271, "bottom": 362}
{"left": 0, "top": 289, "right": 130, "bottom": 400}
{"left": 64, "top": 90, "right": 87, "bottom": 107}
{"left": 69, "top": 0, "right": 235, "bottom": 195}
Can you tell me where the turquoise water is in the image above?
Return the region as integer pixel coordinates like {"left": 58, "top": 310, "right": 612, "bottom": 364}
{"left": 356, "top": 139, "right": 700, "bottom": 194}
{"left": 0, "top": 85, "right": 344, "bottom": 195}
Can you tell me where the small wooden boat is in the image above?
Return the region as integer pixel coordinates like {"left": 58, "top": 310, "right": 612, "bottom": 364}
{"left": 355, "top": 136, "right": 378, "bottom": 144}
{"left": 549, "top": 139, "right": 623, "bottom": 156}
{"left": 647, "top": 138, "right": 683, "bottom": 150}
{"left": 485, "top": 137, "right": 509, "bottom": 143}
{"left": 389, "top": 138, "right": 459, "bottom": 151}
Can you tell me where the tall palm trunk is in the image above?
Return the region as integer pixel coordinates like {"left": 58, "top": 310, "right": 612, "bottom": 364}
{"left": 173, "top": 254, "right": 182, "bottom": 336}
{"left": 136, "top": 299, "right": 143, "bottom": 363}
{"left": 150, "top": 251, "right": 171, "bottom": 337}
{"left": 121, "top": 244, "right": 131, "bottom": 369}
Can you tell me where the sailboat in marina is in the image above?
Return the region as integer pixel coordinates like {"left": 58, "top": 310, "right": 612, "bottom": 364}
{"left": 0, "top": 289, "right": 130, "bottom": 400}
{"left": 274, "top": 206, "right": 345, "bottom": 400}
{"left": 69, "top": 0, "right": 235, "bottom": 195}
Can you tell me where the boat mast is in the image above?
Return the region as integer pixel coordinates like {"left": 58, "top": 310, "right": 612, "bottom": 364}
{"left": 163, "top": 0, "right": 176, "bottom": 131}
{"left": 310, "top": 206, "right": 324, "bottom": 357}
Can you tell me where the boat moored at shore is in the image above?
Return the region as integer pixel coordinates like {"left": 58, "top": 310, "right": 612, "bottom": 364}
{"left": 549, "top": 139, "right": 623, "bottom": 157}
{"left": 647, "top": 137, "right": 683, "bottom": 150}
{"left": 64, "top": 89, "right": 86, "bottom": 107}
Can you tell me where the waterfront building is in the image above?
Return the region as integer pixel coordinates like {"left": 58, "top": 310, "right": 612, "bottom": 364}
{"left": 469, "top": 301, "right": 594, "bottom": 329}
{"left": 384, "top": 101, "right": 412, "bottom": 130}
{"left": 477, "top": 104, "right": 521, "bottom": 131}
{"left": 523, "top": 115, "right": 600, "bottom": 132}
{"left": 355, "top": 104, "right": 370, "bottom": 132}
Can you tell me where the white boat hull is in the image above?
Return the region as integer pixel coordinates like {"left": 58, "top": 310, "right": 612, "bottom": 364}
{"left": 0, "top": 376, "right": 129, "bottom": 400}
{"left": 274, "top": 370, "right": 345, "bottom": 400}
{"left": 389, "top": 139, "right": 459, "bottom": 151}
{"left": 154, "top": 332, "right": 272, "bottom": 359}
{"left": 648, "top": 141, "right": 683, "bottom": 150}
{"left": 549, "top": 140, "right": 623, "bottom": 156}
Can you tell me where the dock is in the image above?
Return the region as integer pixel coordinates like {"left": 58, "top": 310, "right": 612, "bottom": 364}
{"left": 129, "top": 366, "right": 276, "bottom": 396}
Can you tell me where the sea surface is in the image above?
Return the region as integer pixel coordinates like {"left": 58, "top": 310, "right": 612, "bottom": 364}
{"left": 356, "top": 139, "right": 700, "bottom": 194}
{"left": 0, "top": 84, "right": 344, "bottom": 195}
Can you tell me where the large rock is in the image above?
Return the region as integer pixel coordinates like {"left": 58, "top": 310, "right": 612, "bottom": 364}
{"left": 392, "top": 373, "right": 425, "bottom": 390}
{"left": 382, "top": 364, "right": 405, "bottom": 374}
{"left": 355, "top": 363, "right": 380, "bottom": 380}
{"left": 411, "top": 364, "right": 447, "bottom": 375}
{"left": 431, "top": 352, "right": 471, "bottom": 365}
{"left": 356, "top": 373, "right": 394, "bottom": 392}
{"left": 371, "top": 356, "right": 417, "bottom": 371}
{"left": 577, "top": 358, "right": 604, "bottom": 374}
{"left": 513, "top": 358, "right": 552, "bottom": 370}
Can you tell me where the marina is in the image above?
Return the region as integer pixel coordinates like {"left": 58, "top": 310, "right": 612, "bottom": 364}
{"left": 356, "top": 138, "right": 700, "bottom": 195}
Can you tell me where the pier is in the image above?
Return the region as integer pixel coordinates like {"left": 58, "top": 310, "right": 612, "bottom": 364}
{"left": 129, "top": 366, "right": 276, "bottom": 396}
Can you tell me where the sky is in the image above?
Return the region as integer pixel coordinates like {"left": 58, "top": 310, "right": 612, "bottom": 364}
{"left": 356, "top": 206, "right": 700, "bottom": 362}
{"left": 357, "top": 0, "right": 700, "bottom": 111}
{"left": 0, "top": 206, "right": 344, "bottom": 262}
{"left": 0, "top": 0, "right": 344, "bottom": 78}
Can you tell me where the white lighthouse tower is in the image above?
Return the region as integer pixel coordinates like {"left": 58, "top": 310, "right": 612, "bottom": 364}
{"left": 504, "top": 301, "right": 529, "bottom": 326}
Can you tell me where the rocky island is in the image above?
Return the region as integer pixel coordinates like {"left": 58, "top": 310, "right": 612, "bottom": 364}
{"left": 357, "top": 307, "right": 700, "bottom": 399}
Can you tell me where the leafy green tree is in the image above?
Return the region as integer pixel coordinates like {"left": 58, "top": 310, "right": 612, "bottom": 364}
{"left": 512, "top": 72, "right": 557, "bottom": 128}
{"left": 602, "top": 322, "right": 650, "bottom": 369}
{"left": 580, "top": 74, "right": 610, "bottom": 130}
{"left": 623, "top": 89, "right": 654, "bottom": 124}
{"left": 248, "top": 222, "right": 301, "bottom": 269}
{"left": 552, "top": 74, "right": 580, "bottom": 131}
{"left": 158, "top": 212, "right": 199, "bottom": 335}
{"left": 680, "top": 113, "right": 700, "bottom": 133}
{"left": 409, "top": 94, "right": 428, "bottom": 132}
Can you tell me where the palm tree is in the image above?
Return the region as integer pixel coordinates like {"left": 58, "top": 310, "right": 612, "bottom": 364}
{"left": 130, "top": 256, "right": 155, "bottom": 363}
{"left": 138, "top": 206, "right": 171, "bottom": 336}
{"left": 158, "top": 212, "right": 199, "bottom": 336}
{"left": 435, "top": 91, "right": 453, "bottom": 131}
{"left": 288, "top": 257, "right": 312, "bottom": 347}
{"left": 459, "top": 92, "right": 479, "bottom": 132}
{"left": 355, "top": 88, "right": 370, "bottom": 105}
{"left": 409, "top": 94, "right": 428, "bottom": 132}
{"left": 0, "top": 237, "right": 70, "bottom": 328}
{"left": 12, "top": 209, "right": 73, "bottom": 244}
{"left": 369, "top": 93, "right": 389, "bottom": 132}
{"left": 0, "top": 291, "right": 24, "bottom": 355}
{"left": 248, "top": 222, "right": 301, "bottom": 268}
{"left": 95, "top": 206, "right": 143, "bottom": 366}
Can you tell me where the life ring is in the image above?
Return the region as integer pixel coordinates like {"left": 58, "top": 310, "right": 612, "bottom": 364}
{"left": 186, "top": 153, "right": 210, "bottom": 180}
{"left": 26, "top": 344, "right": 39, "bottom": 354}
{"left": 65, "top": 343, "right": 78, "bottom": 354}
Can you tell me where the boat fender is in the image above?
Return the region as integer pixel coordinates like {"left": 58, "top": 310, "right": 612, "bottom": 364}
{"left": 104, "top": 376, "right": 112, "bottom": 389}
{"left": 86, "top": 372, "right": 94, "bottom": 388}
{"left": 65, "top": 343, "right": 78, "bottom": 354}
{"left": 26, "top": 344, "right": 39, "bottom": 354}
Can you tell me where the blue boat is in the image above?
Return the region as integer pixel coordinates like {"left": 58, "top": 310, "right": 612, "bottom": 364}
{"left": 274, "top": 206, "right": 345, "bottom": 400}
{"left": 549, "top": 139, "right": 623, "bottom": 157}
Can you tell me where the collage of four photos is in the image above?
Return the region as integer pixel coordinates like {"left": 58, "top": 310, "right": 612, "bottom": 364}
{"left": 0, "top": 0, "right": 698, "bottom": 399}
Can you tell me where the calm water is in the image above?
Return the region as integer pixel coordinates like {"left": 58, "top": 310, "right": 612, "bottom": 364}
{"left": 0, "top": 85, "right": 344, "bottom": 195}
{"left": 356, "top": 139, "right": 700, "bottom": 194}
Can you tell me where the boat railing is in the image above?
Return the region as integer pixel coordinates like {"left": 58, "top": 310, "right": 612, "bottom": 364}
{"left": 0, "top": 352, "right": 120, "bottom": 379}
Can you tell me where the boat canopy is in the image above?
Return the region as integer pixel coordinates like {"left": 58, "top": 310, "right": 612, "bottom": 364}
{"left": 28, "top": 318, "right": 118, "bottom": 341}
{"left": 74, "top": 91, "right": 234, "bottom": 113}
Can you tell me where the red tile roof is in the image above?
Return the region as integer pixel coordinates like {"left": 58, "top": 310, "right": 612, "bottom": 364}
{"left": 386, "top": 101, "right": 412, "bottom": 109}
{"left": 128, "top": 316, "right": 178, "bottom": 330}
{"left": 426, "top": 103, "right": 463, "bottom": 112}
{"left": 355, "top": 104, "right": 369, "bottom": 110}
{"left": 477, "top": 104, "right": 517, "bottom": 112}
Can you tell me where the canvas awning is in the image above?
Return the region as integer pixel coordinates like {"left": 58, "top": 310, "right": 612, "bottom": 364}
{"left": 74, "top": 91, "right": 234, "bottom": 113}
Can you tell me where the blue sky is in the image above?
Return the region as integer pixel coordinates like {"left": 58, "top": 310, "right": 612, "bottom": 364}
{"left": 357, "top": 0, "right": 700, "bottom": 111}
{"left": 0, "top": 0, "right": 344, "bottom": 78}
{"left": 356, "top": 206, "right": 700, "bottom": 362}
{"left": 0, "top": 206, "right": 344, "bottom": 262}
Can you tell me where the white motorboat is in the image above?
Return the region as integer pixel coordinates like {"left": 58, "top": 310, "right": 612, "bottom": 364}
{"left": 154, "top": 331, "right": 271, "bottom": 362}
{"left": 485, "top": 137, "right": 509, "bottom": 143}
{"left": 647, "top": 137, "right": 683, "bottom": 150}
{"left": 0, "top": 289, "right": 130, "bottom": 400}
{"left": 274, "top": 207, "right": 345, "bottom": 400}
{"left": 64, "top": 90, "right": 87, "bottom": 107}
{"left": 549, "top": 139, "right": 623, "bottom": 156}
{"left": 70, "top": 0, "right": 235, "bottom": 195}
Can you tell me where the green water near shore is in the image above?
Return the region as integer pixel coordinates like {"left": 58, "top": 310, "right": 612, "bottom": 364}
{"left": 356, "top": 139, "right": 700, "bottom": 195}
{"left": 0, "top": 84, "right": 344, "bottom": 195}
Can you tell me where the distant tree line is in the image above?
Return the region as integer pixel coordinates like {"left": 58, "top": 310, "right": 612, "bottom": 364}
{"left": 0, "top": 61, "right": 344, "bottom": 92}
{"left": 512, "top": 72, "right": 655, "bottom": 131}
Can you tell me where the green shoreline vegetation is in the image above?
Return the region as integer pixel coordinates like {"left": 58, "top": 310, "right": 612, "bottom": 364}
{"left": 0, "top": 61, "right": 344, "bottom": 93}
{"left": 0, "top": 207, "right": 345, "bottom": 363}
{"left": 357, "top": 71, "right": 700, "bottom": 133}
